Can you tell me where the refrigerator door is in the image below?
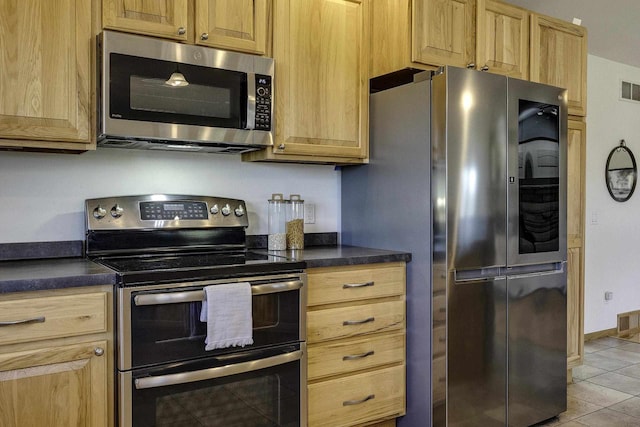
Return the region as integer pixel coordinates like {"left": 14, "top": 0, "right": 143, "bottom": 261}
{"left": 448, "top": 271, "right": 507, "bottom": 427}
{"left": 507, "top": 78, "right": 568, "bottom": 266}
{"left": 507, "top": 263, "right": 567, "bottom": 426}
{"left": 434, "top": 66, "right": 508, "bottom": 272}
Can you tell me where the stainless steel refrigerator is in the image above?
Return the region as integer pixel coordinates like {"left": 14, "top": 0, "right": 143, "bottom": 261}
{"left": 341, "top": 66, "right": 567, "bottom": 427}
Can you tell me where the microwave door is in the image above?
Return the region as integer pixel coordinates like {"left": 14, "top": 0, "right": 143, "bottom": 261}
{"left": 506, "top": 78, "right": 568, "bottom": 267}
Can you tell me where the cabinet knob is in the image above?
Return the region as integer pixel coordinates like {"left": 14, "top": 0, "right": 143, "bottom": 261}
{"left": 480, "top": 65, "right": 489, "bottom": 72}
{"left": 94, "top": 347, "right": 105, "bottom": 357}
{"left": 466, "top": 63, "right": 476, "bottom": 69}
{"left": 278, "top": 144, "right": 285, "bottom": 150}
{"left": 200, "top": 33, "right": 209, "bottom": 41}
{"left": 177, "top": 27, "right": 186, "bottom": 36}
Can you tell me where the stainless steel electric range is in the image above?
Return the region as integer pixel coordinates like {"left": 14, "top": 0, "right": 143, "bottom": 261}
{"left": 85, "top": 194, "right": 307, "bottom": 427}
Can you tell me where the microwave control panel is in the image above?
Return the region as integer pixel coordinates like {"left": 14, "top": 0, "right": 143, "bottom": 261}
{"left": 255, "top": 75, "right": 272, "bottom": 131}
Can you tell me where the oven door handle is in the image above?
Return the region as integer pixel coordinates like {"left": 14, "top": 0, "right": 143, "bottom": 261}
{"left": 133, "top": 280, "right": 303, "bottom": 306}
{"left": 133, "top": 349, "right": 303, "bottom": 390}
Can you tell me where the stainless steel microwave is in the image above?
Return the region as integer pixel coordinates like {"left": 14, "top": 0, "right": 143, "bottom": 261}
{"left": 97, "top": 30, "right": 274, "bottom": 154}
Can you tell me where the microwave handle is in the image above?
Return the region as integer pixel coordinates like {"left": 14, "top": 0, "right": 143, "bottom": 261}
{"left": 246, "top": 72, "right": 256, "bottom": 130}
{"left": 134, "top": 349, "right": 303, "bottom": 390}
{"left": 133, "top": 280, "right": 303, "bottom": 306}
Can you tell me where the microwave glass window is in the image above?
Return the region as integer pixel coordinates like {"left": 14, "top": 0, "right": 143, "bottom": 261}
{"left": 130, "top": 76, "right": 232, "bottom": 119}
{"left": 110, "top": 53, "right": 247, "bottom": 128}
{"left": 517, "top": 100, "right": 560, "bottom": 254}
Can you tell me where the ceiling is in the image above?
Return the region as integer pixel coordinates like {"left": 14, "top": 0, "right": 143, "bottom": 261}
{"left": 508, "top": 0, "right": 640, "bottom": 69}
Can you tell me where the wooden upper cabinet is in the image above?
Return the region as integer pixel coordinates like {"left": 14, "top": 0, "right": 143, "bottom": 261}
{"left": 102, "top": 0, "right": 189, "bottom": 40}
{"left": 245, "top": 0, "right": 369, "bottom": 163}
{"left": 412, "top": 0, "right": 476, "bottom": 68}
{"left": 530, "top": 14, "right": 587, "bottom": 116}
{"left": 567, "top": 119, "right": 585, "bottom": 248}
{"left": 0, "top": 0, "right": 93, "bottom": 150}
{"left": 195, "top": 0, "right": 269, "bottom": 55}
{"left": 476, "top": 0, "right": 529, "bottom": 79}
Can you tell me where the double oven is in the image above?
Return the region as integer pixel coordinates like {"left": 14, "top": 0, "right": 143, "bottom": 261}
{"left": 86, "top": 195, "right": 306, "bottom": 427}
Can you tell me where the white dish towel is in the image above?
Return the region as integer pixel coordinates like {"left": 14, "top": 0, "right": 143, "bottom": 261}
{"left": 199, "top": 282, "right": 254, "bottom": 351}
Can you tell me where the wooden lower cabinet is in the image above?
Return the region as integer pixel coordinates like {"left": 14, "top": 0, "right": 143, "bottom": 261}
{"left": 0, "top": 286, "right": 112, "bottom": 427}
{"left": 306, "top": 263, "right": 406, "bottom": 427}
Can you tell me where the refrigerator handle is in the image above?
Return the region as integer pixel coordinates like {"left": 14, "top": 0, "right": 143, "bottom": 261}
{"left": 454, "top": 267, "right": 505, "bottom": 284}
{"left": 505, "top": 261, "right": 566, "bottom": 279}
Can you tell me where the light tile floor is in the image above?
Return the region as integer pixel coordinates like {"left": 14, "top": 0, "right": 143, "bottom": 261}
{"left": 536, "top": 336, "right": 640, "bottom": 426}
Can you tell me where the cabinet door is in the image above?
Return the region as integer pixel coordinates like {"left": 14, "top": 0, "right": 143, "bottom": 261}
{"left": 195, "top": 0, "right": 269, "bottom": 55}
{"left": 412, "top": 0, "right": 475, "bottom": 68}
{"left": 476, "top": 0, "right": 528, "bottom": 79}
{"left": 567, "top": 119, "right": 585, "bottom": 248}
{"left": 530, "top": 14, "right": 587, "bottom": 116}
{"left": 0, "top": 341, "right": 108, "bottom": 427}
{"left": 269, "top": 0, "right": 369, "bottom": 160}
{"left": 370, "top": 0, "right": 412, "bottom": 78}
{"left": 0, "top": 0, "right": 92, "bottom": 149}
{"left": 103, "top": 0, "right": 189, "bottom": 40}
{"left": 567, "top": 247, "right": 583, "bottom": 368}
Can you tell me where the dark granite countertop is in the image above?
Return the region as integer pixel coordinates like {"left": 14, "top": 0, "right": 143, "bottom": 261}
{"left": 262, "top": 245, "right": 411, "bottom": 268}
{"left": 0, "top": 258, "right": 116, "bottom": 294}
{"left": 0, "top": 238, "right": 410, "bottom": 294}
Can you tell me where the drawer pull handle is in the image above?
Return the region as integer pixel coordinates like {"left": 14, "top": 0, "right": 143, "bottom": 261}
{"left": 0, "top": 316, "right": 45, "bottom": 327}
{"left": 343, "top": 394, "right": 375, "bottom": 406}
{"left": 343, "top": 317, "right": 375, "bottom": 326}
{"left": 343, "top": 281, "right": 374, "bottom": 289}
{"left": 343, "top": 350, "right": 375, "bottom": 361}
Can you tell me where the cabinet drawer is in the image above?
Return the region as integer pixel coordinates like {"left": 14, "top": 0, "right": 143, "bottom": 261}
{"left": 308, "top": 364, "right": 405, "bottom": 427}
{"left": 308, "top": 300, "right": 405, "bottom": 344}
{"left": 308, "top": 263, "right": 405, "bottom": 306}
{"left": 308, "top": 332, "right": 405, "bottom": 380}
{"left": 0, "top": 292, "right": 108, "bottom": 346}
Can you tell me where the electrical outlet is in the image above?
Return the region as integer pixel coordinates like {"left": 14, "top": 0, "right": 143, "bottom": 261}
{"left": 605, "top": 291, "right": 613, "bottom": 301}
{"left": 304, "top": 203, "right": 315, "bottom": 224}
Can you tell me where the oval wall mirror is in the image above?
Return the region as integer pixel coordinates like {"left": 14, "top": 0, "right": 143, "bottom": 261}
{"left": 606, "top": 140, "right": 637, "bottom": 202}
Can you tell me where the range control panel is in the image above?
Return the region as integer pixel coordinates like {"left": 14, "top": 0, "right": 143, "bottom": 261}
{"left": 86, "top": 195, "right": 248, "bottom": 231}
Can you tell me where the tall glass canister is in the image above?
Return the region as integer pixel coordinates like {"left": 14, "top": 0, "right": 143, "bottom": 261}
{"left": 268, "top": 193, "right": 287, "bottom": 250}
{"left": 286, "top": 194, "right": 304, "bottom": 249}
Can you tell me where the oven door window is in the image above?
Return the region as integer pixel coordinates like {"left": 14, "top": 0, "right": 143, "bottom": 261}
{"left": 128, "top": 345, "right": 302, "bottom": 427}
{"left": 109, "top": 53, "right": 247, "bottom": 128}
{"left": 130, "top": 288, "right": 301, "bottom": 367}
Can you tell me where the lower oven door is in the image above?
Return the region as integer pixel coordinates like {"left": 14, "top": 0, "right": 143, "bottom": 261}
{"left": 119, "top": 343, "right": 306, "bottom": 427}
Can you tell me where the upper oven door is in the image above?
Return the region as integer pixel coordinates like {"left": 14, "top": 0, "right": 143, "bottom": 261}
{"left": 98, "top": 30, "right": 273, "bottom": 146}
{"left": 118, "top": 273, "right": 306, "bottom": 371}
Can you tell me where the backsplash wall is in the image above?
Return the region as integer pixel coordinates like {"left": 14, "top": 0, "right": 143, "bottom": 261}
{"left": 0, "top": 149, "right": 340, "bottom": 243}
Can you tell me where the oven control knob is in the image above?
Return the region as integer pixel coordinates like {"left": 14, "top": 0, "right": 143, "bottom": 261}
{"left": 221, "top": 204, "right": 231, "bottom": 216}
{"left": 234, "top": 205, "right": 245, "bottom": 217}
{"left": 210, "top": 204, "right": 219, "bottom": 214}
{"left": 111, "top": 204, "right": 124, "bottom": 218}
{"left": 93, "top": 206, "right": 107, "bottom": 219}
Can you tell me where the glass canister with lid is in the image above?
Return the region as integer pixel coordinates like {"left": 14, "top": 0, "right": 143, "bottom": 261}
{"left": 286, "top": 194, "right": 304, "bottom": 249}
{"left": 268, "top": 193, "right": 287, "bottom": 250}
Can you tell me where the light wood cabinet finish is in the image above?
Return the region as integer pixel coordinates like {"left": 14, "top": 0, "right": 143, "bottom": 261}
{"left": 476, "top": 0, "right": 529, "bottom": 78}
{"left": 412, "top": 0, "right": 476, "bottom": 68}
{"left": 308, "top": 365, "right": 405, "bottom": 427}
{"left": 530, "top": 14, "right": 587, "bottom": 116}
{"left": 307, "top": 263, "right": 406, "bottom": 426}
{"left": 243, "top": 0, "right": 369, "bottom": 163}
{"left": 567, "top": 247, "right": 583, "bottom": 369}
{"left": 567, "top": 119, "right": 586, "bottom": 248}
{"left": 566, "top": 118, "right": 585, "bottom": 370}
{"left": 308, "top": 263, "right": 406, "bottom": 306}
{"left": 0, "top": 287, "right": 112, "bottom": 427}
{"left": 0, "top": 292, "right": 108, "bottom": 346}
{"left": 102, "top": 0, "right": 189, "bottom": 40}
{"left": 0, "top": 0, "right": 93, "bottom": 151}
{"left": 195, "top": 0, "right": 269, "bottom": 54}
{"left": 0, "top": 340, "right": 108, "bottom": 427}
{"left": 103, "top": 0, "right": 270, "bottom": 55}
